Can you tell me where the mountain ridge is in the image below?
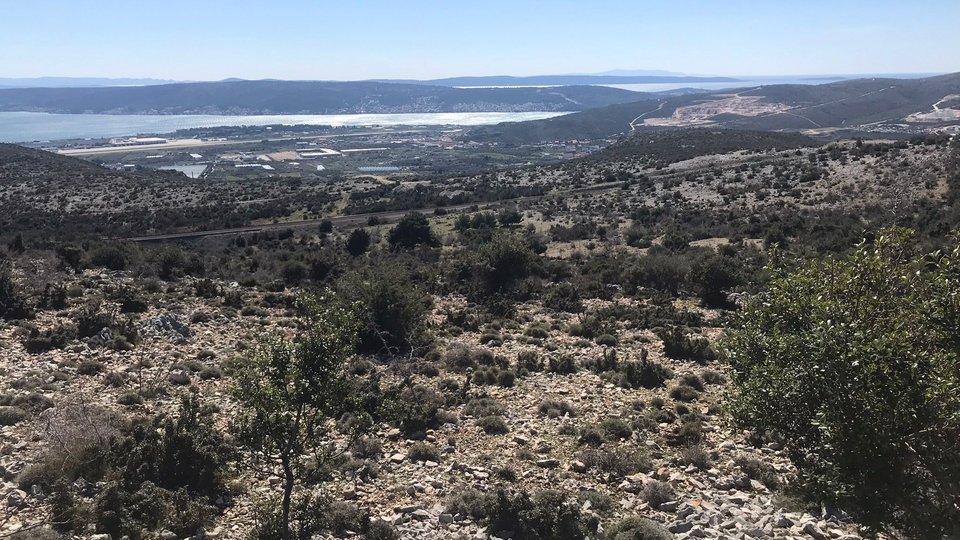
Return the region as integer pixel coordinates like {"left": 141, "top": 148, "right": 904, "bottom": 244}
{"left": 0, "top": 80, "right": 646, "bottom": 115}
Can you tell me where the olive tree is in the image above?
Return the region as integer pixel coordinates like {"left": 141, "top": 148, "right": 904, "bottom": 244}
{"left": 233, "top": 291, "right": 363, "bottom": 539}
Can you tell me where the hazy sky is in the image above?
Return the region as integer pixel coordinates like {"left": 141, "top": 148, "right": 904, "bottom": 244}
{"left": 2, "top": 0, "right": 958, "bottom": 80}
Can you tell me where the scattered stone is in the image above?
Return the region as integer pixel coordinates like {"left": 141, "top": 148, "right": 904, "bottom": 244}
{"left": 6, "top": 489, "right": 26, "bottom": 507}
{"left": 168, "top": 369, "right": 191, "bottom": 385}
{"left": 659, "top": 500, "right": 681, "bottom": 512}
{"left": 803, "top": 521, "right": 829, "bottom": 540}
{"left": 535, "top": 458, "right": 560, "bottom": 468}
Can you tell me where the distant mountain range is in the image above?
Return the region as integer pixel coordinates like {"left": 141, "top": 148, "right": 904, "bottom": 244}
{"left": 467, "top": 72, "right": 960, "bottom": 143}
{"left": 370, "top": 74, "right": 740, "bottom": 87}
{"left": 0, "top": 77, "right": 181, "bottom": 88}
{"left": 0, "top": 80, "right": 647, "bottom": 115}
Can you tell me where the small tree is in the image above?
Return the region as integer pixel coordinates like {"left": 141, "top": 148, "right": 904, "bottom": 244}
{"left": 233, "top": 291, "right": 363, "bottom": 539}
{"left": 388, "top": 212, "right": 437, "bottom": 251}
{"left": 0, "top": 263, "right": 29, "bottom": 320}
{"left": 345, "top": 229, "right": 371, "bottom": 257}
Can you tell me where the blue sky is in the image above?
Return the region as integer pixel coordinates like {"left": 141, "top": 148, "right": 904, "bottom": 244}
{"left": 2, "top": 0, "right": 958, "bottom": 80}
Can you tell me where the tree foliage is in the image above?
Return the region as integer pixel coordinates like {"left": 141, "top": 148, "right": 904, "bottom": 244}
{"left": 388, "top": 212, "right": 438, "bottom": 251}
{"left": 233, "top": 291, "right": 364, "bottom": 539}
{"left": 725, "top": 229, "right": 960, "bottom": 538}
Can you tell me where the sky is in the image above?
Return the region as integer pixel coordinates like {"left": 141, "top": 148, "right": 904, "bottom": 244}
{"left": 1, "top": 0, "right": 958, "bottom": 81}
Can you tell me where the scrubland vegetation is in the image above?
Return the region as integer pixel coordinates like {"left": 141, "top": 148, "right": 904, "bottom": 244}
{"left": 0, "top": 130, "right": 958, "bottom": 539}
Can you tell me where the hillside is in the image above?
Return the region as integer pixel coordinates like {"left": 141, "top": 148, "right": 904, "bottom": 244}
{"left": 466, "top": 72, "right": 960, "bottom": 143}
{"left": 2, "top": 131, "right": 957, "bottom": 540}
{"left": 0, "top": 80, "right": 645, "bottom": 115}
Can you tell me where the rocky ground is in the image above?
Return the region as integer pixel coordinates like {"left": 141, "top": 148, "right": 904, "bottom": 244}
{"left": 0, "top": 266, "right": 872, "bottom": 540}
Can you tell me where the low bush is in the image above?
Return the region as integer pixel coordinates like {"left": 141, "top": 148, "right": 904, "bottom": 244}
{"left": 476, "top": 415, "right": 509, "bottom": 435}
{"left": 547, "top": 354, "right": 577, "bottom": 374}
{"left": 463, "top": 397, "right": 504, "bottom": 418}
{"left": 734, "top": 455, "right": 780, "bottom": 489}
{"left": 600, "top": 418, "right": 633, "bottom": 440}
{"left": 487, "top": 489, "right": 595, "bottom": 540}
{"left": 656, "top": 326, "right": 717, "bottom": 362}
{"left": 576, "top": 449, "right": 651, "bottom": 477}
{"left": 640, "top": 481, "right": 676, "bottom": 509}
{"left": 517, "top": 349, "right": 543, "bottom": 374}
{"left": 445, "top": 488, "right": 494, "bottom": 520}
{"left": 536, "top": 399, "right": 575, "bottom": 419}
{"left": 0, "top": 406, "right": 28, "bottom": 426}
{"left": 668, "top": 384, "right": 699, "bottom": 402}
{"left": 680, "top": 446, "right": 712, "bottom": 470}
{"left": 578, "top": 424, "right": 605, "bottom": 447}
{"left": 605, "top": 516, "right": 672, "bottom": 540}
{"left": 408, "top": 442, "right": 442, "bottom": 462}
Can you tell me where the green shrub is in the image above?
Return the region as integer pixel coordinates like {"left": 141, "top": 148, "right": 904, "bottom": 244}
{"left": 517, "top": 350, "right": 543, "bottom": 373}
{"left": 445, "top": 488, "right": 494, "bottom": 520}
{"left": 408, "top": 442, "right": 441, "bottom": 462}
{"left": 536, "top": 399, "right": 575, "bottom": 419}
{"left": 606, "top": 516, "right": 672, "bottom": 540}
{"left": 463, "top": 397, "right": 504, "bottom": 418}
{"left": 640, "top": 481, "right": 676, "bottom": 509}
{"left": 668, "top": 384, "right": 699, "bottom": 402}
{"left": 680, "top": 446, "right": 712, "bottom": 470}
{"left": 725, "top": 229, "right": 960, "bottom": 537}
{"left": 77, "top": 359, "right": 105, "bottom": 375}
{"left": 25, "top": 324, "right": 77, "bottom": 353}
{"left": 487, "top": 489, "right": 593, "bottom": 540}
{"left": 604, "top": 351, "right": 672, "bottom": 390}
{"left": 388, "top": 212, "right": 438, "bottom": 250}
{"left": 495, "top": 465, "right": 518, "bottom": 482}
{"left": 349, "top": 436, "right": 382, "bottom": 460}
{"left": 343, "top": 266, "right": 433, "bottom": 356}
{"left": 576, "top": 449, "right": 651, "bottom": 477}
{"left": 734, "top": 455, "right": 780, "bottom": 489}
{"left": 0, "top": 264, "right": 30, "bottom": 320}
{"left": 600, "top": 418, "right": 633, "bottom": 440}
{"left": 326, "top": 501, "right": 367, "bottom": 535}
{"left": 656, "top": 325, "right": 717, "bottom": 362}
{"left": 679, "top": 373, "right": 705, "bottom": 391}
{"left": 595, "top": 333, "right": 618, "bottom": 346}
{"left": 0, "top": 406, "right": 28, "bottom": 426}
{"left": 117, "top": 391, "right": 144, "bottom": 406}
{"left": 345, "top": 228, "right": 371, "bottom": 257}
{"left": 578, "top": 424, "right": 605, "bottom": 447}
{"left": 365, "top": 520, "right": 399, "bottom": 540}
{"left": 385, "top": 384, "right": 446, "bottom": 436}
{"left": 89, "top": 244, "right": 128, "bottom": 271}
{"left": 547, "top": 354, "right": 577, "bottom": 374}
{"left": 198, "top": 365, "right": 223, "bottom": 380}
{"left": 476, "top": 415, "right": 509, "bottom": 435}
{"left": 701, "top": 369, "right": 724, "bottom": 385}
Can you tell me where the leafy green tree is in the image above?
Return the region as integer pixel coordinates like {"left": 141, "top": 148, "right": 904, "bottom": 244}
{"left": 345, "top": 228, "right": 371, "bottom": 257}
{"left": 725, "top": 229, "right": 960, "bottom": 537}
{"left": 233, "top": 291, "right": 364, "bottom": 539}
{"left": 388, "top": 212, "right": 437, "bottom": 250}
{"left": 0, "top": 263, "right": 29, "bottom": 320}
{"left": 689, "top": 254, "right": 742, "bottom": 308}
{"left": 340, "top": 266, "right": 433, "bottom": 356}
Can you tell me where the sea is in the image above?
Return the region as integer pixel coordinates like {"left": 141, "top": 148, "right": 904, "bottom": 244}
{"left": 0, "top": 111, "right": 570, "bottom": 144}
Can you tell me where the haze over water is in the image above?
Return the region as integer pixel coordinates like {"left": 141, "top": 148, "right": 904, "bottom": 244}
{"left": 0, "top": 111, "right": 569, "bottom": 143}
